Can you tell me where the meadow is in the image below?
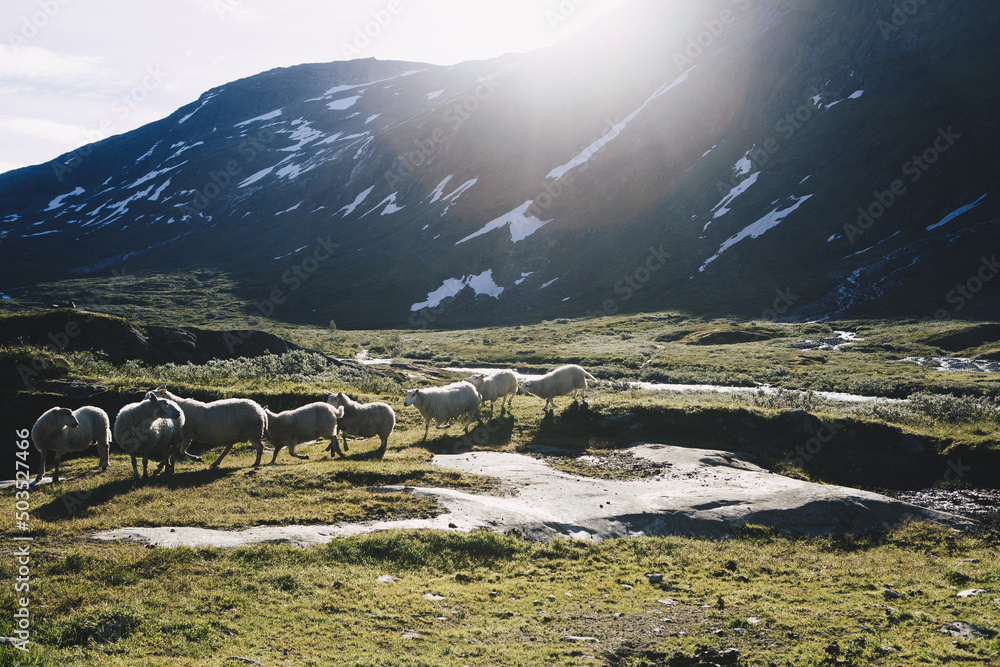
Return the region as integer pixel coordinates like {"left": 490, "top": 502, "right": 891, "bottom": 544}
{"left": 2, "top": 299, "right": 1000, "bottom": 665}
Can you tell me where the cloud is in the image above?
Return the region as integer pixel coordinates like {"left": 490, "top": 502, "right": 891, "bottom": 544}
{"left": 0, "top": 116, "right": 88, "bottom": 146}
{"left": 0, "top": 45, "right": 104, "bottom": 82}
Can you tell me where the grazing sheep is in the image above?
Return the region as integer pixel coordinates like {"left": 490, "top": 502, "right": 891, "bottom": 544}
{"left": 518, "top": 364, "right": 598, "bottom": 411}
{"left": 466, "top": 370, "right": 518, "bottom": 417}
{"left": 404, "top": 381, "right": 481, "bottom": 441}
{"left": 147, "top": 386, "right": 267, "bottom": 468}
{"left": 114, "top": 395, "right": 186, "bottom": 481}
{"left": 325, "top": 392, "right": 397, "bottom": 458}
{"left": 31, "top": 406, "right": 111, "bottom": 484}
{"left": 263, "top": 403, "right": 345, "bottom": 464}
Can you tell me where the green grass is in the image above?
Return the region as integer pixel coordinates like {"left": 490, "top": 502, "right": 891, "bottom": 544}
{"left": 3, "top": 307, "right": 1000, "bottom": 664}
{"left": 1, "top": 525, "right": 998, "bottom": 665}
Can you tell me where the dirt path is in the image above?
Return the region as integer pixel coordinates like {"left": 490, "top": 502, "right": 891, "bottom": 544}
{"left": 91, "top": 443, "right": 973, "bottom": 548}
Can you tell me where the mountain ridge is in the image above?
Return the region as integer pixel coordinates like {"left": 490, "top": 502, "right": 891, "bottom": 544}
{"left": 2, "top": 0, "right": 999, "bottom": 328}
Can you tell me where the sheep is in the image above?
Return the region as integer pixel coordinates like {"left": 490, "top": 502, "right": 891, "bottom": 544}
{"left": 518, "top": 364, "right": 598, "bottom": 411}
{"left": 263, "top": 403, "right": 345, "bottom": 464}
{"left": 465, "top": 370, "right": 518, "bottom": 417}
{"left": 325, "top": 392, "right": 397, "bottom": 458}
{"left": 147, "top": 385, "right": 267, "bottom": 468}
{"left": 113, "top": 394, "right": 186, "bottom": 481}
{"left": 31, "top": 406, "right": 111, "bottom": 484}
{"left": 404, "top": 381, "right": 481, "bottom": 441}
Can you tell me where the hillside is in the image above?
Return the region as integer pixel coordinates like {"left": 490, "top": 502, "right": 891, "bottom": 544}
{"left": 2, "top": 0, "right": 999, "bottom": 328}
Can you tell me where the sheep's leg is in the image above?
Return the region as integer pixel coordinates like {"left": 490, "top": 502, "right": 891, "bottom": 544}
{"left": 210, "top": 443, "right": 236, "bottom": 468}
{"left": 462, "top": 410, "right": 475, "bottom": 434}
{"left": 180, "top": 437, "right": 202, "bottom": 462}
{"left": 251, "top": 439, "right": 264, "bottom": 468}
{"left": 422, "top": 420, "right": 430, "bottom": 441}
{"left": 330, "top": 436, "right": 347, "bottom": 459}
{"left": 435, "top": 419, "right": 451, "bottom": 430}
{"left": 97, "top": 440, "right": 110, "bottom": 470}
{"left": 130, "top": 455, "right": 140, "bottom": 482}
{"left": 52, "top": 454, "right": 62, "bottom": 483}
{"left": 268, "top": 444, "right": 283, "bottom": 465}
{"left": 33, "top": 450, "right": 47, "bottom": 484}
{"left": 287, "top": 443, "right": 309, "bottom": 460}
{"left": 341, "top": 433, "right": 349, "bottom": 452}
{"left": 142, "top": 454, "right": 149, "bottom": 480}
{"left": 376, "top": 435, "right": 389, "bottom": 458}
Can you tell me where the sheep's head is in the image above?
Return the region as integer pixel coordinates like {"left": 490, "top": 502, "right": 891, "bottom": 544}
{"left": 326, "top": 392, "right": 346, "bottom": 408}
{"left": 403, "top": 389, "right": 420, "bottom": 406}
{"left": 518, "top": 380, "right": 534, "bottom": 395}
{"left": 147, "top": 394, "right": 181, "bottom": 420}
{"left": 53, "top": 407, "right": 79, "bottom": 429}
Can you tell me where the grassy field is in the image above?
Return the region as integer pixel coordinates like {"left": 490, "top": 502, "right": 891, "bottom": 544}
{"left": 2, "top": 303, "right": 1000, "bottom": 664}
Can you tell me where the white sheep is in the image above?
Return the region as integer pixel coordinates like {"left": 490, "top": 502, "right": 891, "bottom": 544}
{"left": 263, "top": 403, "right": 345, "bottom": 464}
{"left": 31, "top": 406, "right": 111, "bottom": 484}
{"left": 403, "top": 381, "right": 481, "bottom": 441}
{"left": 518, "top": 364, "right": 598, "bottom": 411}
{"left": 466, "top": 370, "right": 518, "bottom": 417}
{"left": 113, "top": 394, "right": 186, "bottom": 481}
{"left": 325, "top": 392, "right": 397, "bottom": 458}
{"left": 148, "top": 386, "right": 267, "bottom": 468}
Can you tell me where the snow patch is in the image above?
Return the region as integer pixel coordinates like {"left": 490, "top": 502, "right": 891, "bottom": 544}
{"left": 428, "top": 175, "right": 454, "bottom": 203}
{"left": 276, "top": 202, "right": 302, "bottom": 215}
{"left": 327, "top": 96, "right": 360, "bottom": 111}
{"left": 44, "top": 187, "right": 86, "bottom": 211}
{"left": 710, "top": 172, "right": 759, "bottom": 220}
{"left": 515, "top": 272, "right": 533, "bottom": 286}
{"left": 236, "top": 109, "right": 282, "bottom": 127}
{"left": 148, "top": 179, "right": 171, "bottom": 202}
{"left": 411, "top": 270, "right": 504, "bottom": 311}
{"left": 456, "top": 201, "right": 552, "bottom": 245}
{"left": 547, "top": 66, "right": 695, "bottom": 180}
{"left": 339, "top": 185, "right": 375, "bottom": 217}
{"left": 926, "top": 194, "right": 988, "bottom": 232}
{"left": 426, "top": 90, "right": 445, "bottom": 100}
{"left": 364, "top": 113, "right": 382, "bottom": 124}
{"left": 540, "top": 278, "right": 559, "bottom": 289}
{"left": 700, "top": 195, "right": 813, "bottom": 272}
{"left": 129, "top": 163, "right": 184, "bottom": 189}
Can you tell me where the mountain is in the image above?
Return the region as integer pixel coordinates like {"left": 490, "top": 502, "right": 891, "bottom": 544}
{"left": 2, "top": 0, "right": 1000, "bottom": 328}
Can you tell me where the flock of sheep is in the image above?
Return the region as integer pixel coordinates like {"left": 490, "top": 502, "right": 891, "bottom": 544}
{"left": 28, "top": 364, "right": 598, "bottom": 484}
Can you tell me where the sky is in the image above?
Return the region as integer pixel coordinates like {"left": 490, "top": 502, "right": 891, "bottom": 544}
{"left": 0, "top": 0, "right": 628, "bottom": 175}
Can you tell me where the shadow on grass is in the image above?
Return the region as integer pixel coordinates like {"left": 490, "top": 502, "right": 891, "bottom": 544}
{"left": 412, "top": 414, "right": 518, "bottom": 455}
{"left": 32, "top": 465, "right": 241, "bottom": 521}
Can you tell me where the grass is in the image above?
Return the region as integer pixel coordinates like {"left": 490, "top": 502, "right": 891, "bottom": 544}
{"left": 3, "top": 307, "right": 1000, "bottom": 664}
{"left": 1, "top": 524, "right": 998, "bottom": 665}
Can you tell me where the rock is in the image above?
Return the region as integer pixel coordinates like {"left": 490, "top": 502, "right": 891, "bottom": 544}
{"left": 647, "top": 574, "right": 664, "bottom": 584}
{"left": 733, "top": 627, "right": 748, "bottom": 635}
{"left": 377, "top": 575, "right": 401, "bottom": 584}
{"left": 224, "top": 658, "right": 263, "bottom": 666}
{"left": 939, "top": 622, "right": 993, "bottom": 639}
{"left": 423, "top": 594, "right": 445, "bottom": 601}
{"left": 957, "top": 589, "right": 987, "bottom": 598}
{"left": 533, "top": 600, "right": 542, "bottom": 606}
{"left": 560, "top": 635, "right": 599, "bottom": 643}
{"left": 548, "top": 594, "right": 556, "bottom": 601}
{"left": 658, "top": 598, "right": 678, "bottom": 606}
{"left": 400, "top": 631, "right": 422, "bottom": 640}
{"left": 882, "top": 587, "right": 900, "bottom": 599}
{"left": 622, "top": 584, "right": 633, "bottom": 591}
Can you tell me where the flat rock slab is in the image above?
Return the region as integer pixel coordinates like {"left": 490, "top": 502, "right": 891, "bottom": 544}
{"left": 92, "top": 443, "right": 974, "bottom": 548}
